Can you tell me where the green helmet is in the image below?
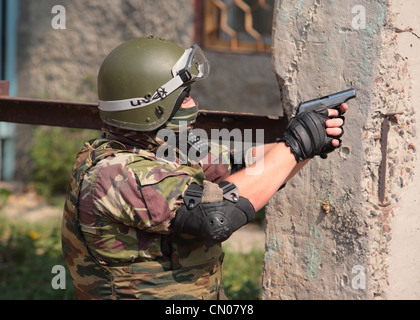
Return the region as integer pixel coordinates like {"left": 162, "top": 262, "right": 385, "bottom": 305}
{"left": 97, "top": 36, "right": 210, "bottom": 131}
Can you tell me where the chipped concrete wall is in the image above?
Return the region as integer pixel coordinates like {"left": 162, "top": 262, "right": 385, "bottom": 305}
{"left": 263, "top": 0, "right": 417, "bottom": 300}
{"left": 387, "top": 0, "right": 420, "bottom": 300}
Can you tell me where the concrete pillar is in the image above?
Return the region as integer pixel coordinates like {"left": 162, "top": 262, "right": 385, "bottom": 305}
{"left": 387, "top": 0, "right": 420, "bottom": 300}
{"left": 263, "top": 0, "right": 416, "bottom": 299}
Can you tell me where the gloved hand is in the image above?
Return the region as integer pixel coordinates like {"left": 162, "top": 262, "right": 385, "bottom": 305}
{"left": 279, "top": 107, "right": 344, "bottom": 162}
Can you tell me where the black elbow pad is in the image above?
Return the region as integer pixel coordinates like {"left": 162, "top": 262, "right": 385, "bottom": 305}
{"left": 172, "top": 182, "right": 255, "bottom": 243}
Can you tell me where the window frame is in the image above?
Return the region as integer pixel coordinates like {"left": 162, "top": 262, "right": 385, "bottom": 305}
{"left": 196, "top": 0, "right": 274, "bottom": 54}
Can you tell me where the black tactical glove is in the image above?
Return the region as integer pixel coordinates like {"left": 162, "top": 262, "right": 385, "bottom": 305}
{"left": 279, "top": 107, "right": 342, "bottom": 162}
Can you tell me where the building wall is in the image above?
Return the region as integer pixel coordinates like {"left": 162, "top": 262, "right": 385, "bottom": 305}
{"left": 0, "top": 0, "right": 18, "bottom": 180}
{"left": 16, "top": 0, "right": 280, "bottom": 111}
{"left": 17, "top": 0, "right": 194, "bottom": 102}
{"left": 13, "top": 0, "right": 280, "bottom": 180}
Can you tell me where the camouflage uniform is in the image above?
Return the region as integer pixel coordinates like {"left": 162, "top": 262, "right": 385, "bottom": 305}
{"left": 62, "top": 125, "right": 231, "bottom": 300}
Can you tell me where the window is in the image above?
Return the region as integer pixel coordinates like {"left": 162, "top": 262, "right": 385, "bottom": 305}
{"left": 202, "top": 0, "right": 275, "bottom": 53}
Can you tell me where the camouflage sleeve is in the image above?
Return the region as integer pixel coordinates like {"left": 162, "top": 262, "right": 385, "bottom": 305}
{"left": 201, "top": 142, "right": 232, "bottom": 184}
{"left": 81, "top": 153, "right": 199, "bottom": 234}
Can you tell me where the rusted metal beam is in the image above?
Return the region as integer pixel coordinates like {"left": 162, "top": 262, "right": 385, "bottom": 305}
{"left": 0, "top": 96, "right": 103, "bottom": 129}
{"left": 197, "top": 110, "right": 288, "bottom": 143}
{"left": 0, "top": 81, "right": 288, "bottom": 143}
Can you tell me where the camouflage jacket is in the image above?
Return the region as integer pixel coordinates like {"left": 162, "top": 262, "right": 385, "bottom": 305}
{"left": 61, "top": 126, "right": 231, "bottom": 300}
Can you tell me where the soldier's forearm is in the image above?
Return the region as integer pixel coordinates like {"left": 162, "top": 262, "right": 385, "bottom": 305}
{"left": 225, "top": 142, "right": 297, "bottom": 212}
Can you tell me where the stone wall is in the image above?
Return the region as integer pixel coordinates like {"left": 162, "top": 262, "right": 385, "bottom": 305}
{"left": 17, "top": 0, "right": 194, "bottom": 102}
{"left": 16, "top": 0, "right": 280, "bottom": 112}
{"left": 14, "top": 0, "right": 280, "bottom": 180}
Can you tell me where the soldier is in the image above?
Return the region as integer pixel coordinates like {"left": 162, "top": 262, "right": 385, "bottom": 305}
{"left": 61, "top": 36, "right": 347, "bottom": 300}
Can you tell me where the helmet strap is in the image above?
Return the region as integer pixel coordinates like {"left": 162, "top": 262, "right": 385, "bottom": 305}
{"left": 167, "top": 86, "right": 191, "bottom": 123}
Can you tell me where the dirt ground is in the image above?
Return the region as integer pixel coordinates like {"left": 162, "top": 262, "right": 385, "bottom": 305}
{"left": 1, "top": 188, "right": 62, "bottom": 225}
{"left": 0, "top": 182, "right": 265, "bottom": 254}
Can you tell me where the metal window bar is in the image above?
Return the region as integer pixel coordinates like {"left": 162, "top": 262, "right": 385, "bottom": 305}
{"left": 204, "top": 0, "right": 274, "bottom": 53}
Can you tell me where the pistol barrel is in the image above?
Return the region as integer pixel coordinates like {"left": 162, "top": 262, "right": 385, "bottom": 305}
{"left": 297, "top": 88, "right": 356, "bottom": 113}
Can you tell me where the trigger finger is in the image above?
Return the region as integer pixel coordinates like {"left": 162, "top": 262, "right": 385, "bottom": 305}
{"left": 328, "top": 109, "right": 339, "bottom": 117}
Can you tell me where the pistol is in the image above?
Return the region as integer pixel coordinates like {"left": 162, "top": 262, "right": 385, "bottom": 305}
{"left": 296, "top": 88, "right": 356, "bottom": 114}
